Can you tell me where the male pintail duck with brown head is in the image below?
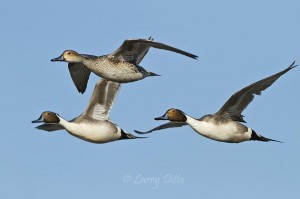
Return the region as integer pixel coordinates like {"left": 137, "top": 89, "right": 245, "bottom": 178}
{"left": 33, "top": 79, "right": 145, "bottom": 143}
{"left": 135, "top": 62, "right": 297, "bottom": 144}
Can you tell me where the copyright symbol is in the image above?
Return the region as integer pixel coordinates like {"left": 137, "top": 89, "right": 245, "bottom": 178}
{"left": 123, "top": 174, "right": 132, "bottom": 183}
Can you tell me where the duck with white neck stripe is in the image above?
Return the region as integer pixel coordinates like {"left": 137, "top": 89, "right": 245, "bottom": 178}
{"left": 32, "top": 79, "right": 145, "bottom": 143}
{"left": 135, "top": 62, "right": 297, "bottom": 143}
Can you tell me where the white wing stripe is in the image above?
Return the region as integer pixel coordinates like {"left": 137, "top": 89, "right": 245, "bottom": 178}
{"left": 91, "top": 103, "right": 107, "bottom": 120}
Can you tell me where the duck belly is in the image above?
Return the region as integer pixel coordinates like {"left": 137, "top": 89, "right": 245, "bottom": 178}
{"left": 191, "top": 122, "right": 251, "bottom": 143}
{"left": 66, "top": 123, "right": 121, "bottom": 144}
{"left": 90, "top": 60, "right": 145, "bottom": 83}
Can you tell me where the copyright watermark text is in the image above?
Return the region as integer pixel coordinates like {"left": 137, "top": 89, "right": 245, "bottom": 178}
{"left": 122, "top": 173, "right": 185, "bottom": 189}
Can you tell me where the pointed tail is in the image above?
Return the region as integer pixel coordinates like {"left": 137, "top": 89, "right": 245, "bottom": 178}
{"left": 251, "top": 130, "right": 283, "bottom": 143}
{"left": 147, "top": 71, "right": 161, "bottom": 77}
{"left": 120, "top": 129, "right": 147, "bottom": 140}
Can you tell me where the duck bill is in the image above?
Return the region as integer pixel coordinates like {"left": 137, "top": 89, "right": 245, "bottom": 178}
{"left": 154, "top": 114, "right": 168, "bottom": 120}
{"left": 32, "top": 116, "right": 44, "bottom": 123}
{"left": 51, "top": 54, "right": 64, "bottom": 62}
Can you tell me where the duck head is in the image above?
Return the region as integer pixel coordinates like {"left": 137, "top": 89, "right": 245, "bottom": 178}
{"left": 32, "top": 111, "right": 60, "bottom": 123}
{"left": 51, "top": 50, "right": 82, "bottom": 63}
{"left": 155, "top": 108, "right": 187, "bottom": 122}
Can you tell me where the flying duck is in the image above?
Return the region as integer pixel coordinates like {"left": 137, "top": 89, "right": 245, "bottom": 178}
{"left": 135, "top": 62, "right": 297, "bottom": 143}
{"left": 51, "top": 37, "right": 198, "bottom": 93}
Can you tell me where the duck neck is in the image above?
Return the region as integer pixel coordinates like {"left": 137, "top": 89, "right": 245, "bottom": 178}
{"left": 185, "top": 115, "right": 205, "bottom": 134}
{"left": 57, "top": 116, "right": 75, "bottom": 132}
{"left": 186, "top": 115, "right": 200, "bottom": 126}
{"left": 80, "top": 57, "right": 92, "bottom": 66}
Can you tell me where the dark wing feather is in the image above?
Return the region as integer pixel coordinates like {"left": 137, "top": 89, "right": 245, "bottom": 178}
{"left": 109, "top": 37, "right": 154, "bottom": 64}
{"left": 134, "top": 36, "right": 154, "bottom": 64}
{"left": 35, "top": 123, "right": 64, "bottom": 131}
{"left": 68, "top": 63, "right": 91, "bottom": 94}
{"left": 134, "top": 122, "right": 188, "bottom": 134}
{"left": 68, "top": 54, "right": 97, "bottom": 94}
{"left": 109, "top": 37, "right": 198, "bottom": 63}
{"left": 215, "top": 61, "right": 297, "bottom": 122}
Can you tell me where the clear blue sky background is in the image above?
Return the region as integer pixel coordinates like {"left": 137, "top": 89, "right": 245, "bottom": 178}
{"left": 1, "top": 0, "right": 299, "bottom": 198}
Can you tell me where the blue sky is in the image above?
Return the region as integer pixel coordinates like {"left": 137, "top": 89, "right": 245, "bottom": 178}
{"left": 1, "top": 0, "right": 299, "bottom": 198}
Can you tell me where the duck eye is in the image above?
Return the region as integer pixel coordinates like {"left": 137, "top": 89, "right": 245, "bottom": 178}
{"left": 67, "top": 52, "right": 71, "bottom": 55}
